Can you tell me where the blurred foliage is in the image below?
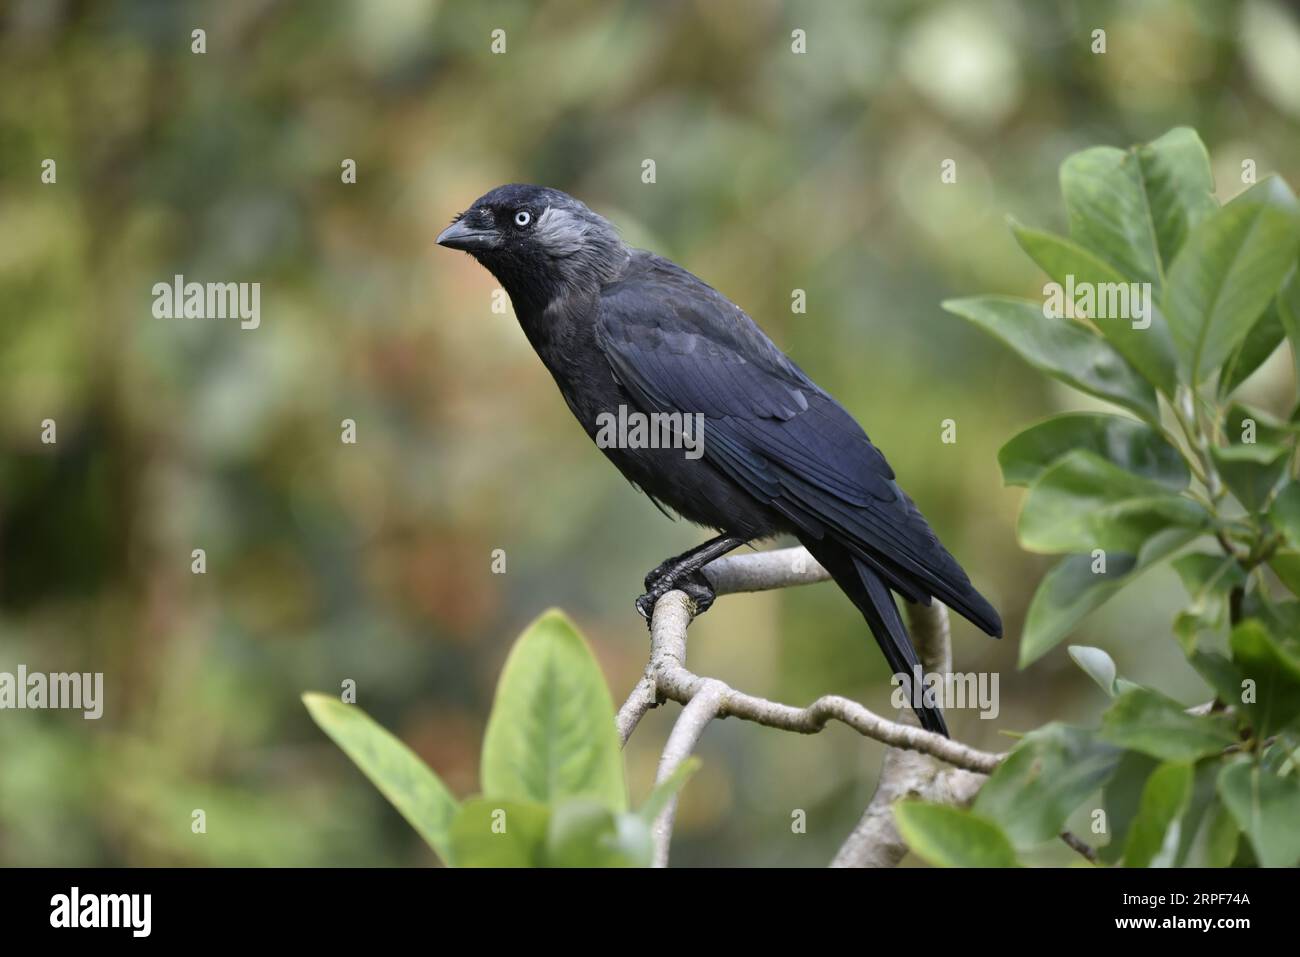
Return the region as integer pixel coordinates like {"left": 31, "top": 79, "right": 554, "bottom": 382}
{"left": 2, "top": 0, "right": 1300, "bottom": 866}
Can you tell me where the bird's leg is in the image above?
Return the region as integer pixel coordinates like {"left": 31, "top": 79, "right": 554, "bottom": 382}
{"left": 636, "top": 534, "right": 748, "bottom": 622}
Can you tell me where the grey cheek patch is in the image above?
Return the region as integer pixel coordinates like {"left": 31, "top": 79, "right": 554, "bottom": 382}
{"left": 534, "top": 206, "right": 591, "bottom": 257}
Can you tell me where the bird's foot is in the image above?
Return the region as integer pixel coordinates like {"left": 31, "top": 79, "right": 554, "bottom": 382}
{"left": 635, "top": 568, "right": 716, "bottom": 625}
{"left": 642, "top": 556, "right": 681, "bottom": 593}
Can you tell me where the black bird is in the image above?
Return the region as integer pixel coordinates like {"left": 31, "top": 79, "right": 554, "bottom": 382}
{"left": 437, "top": 184, "right": 1001, "bottom": 735}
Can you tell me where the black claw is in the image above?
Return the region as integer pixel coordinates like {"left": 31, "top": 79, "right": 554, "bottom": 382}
{"left": 635, "top": 592, "right": 656, "bottom": 622}
{"left": 643, "top": 558, "right": 676, "bottom": 593}
{"left": 679, "top": 570, "right": 716, "bottom": 615}
{"left": 636, "top": 568, "right": 716, "bottom": 626}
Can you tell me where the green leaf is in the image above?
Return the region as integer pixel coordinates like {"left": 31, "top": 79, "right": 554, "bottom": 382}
{"left": 1270, "top": 482, "right": 1300, "bottom": 548}
{"left": 1019, "top": 528, "right": 1198, "bottom": 666}
{"left": 1101, "top": 688, "right": 1239, "bottom": 762}
{"left": 1011, "top": 223, "right": 1177, "bottom": 392}
{"left": 1216, "top": 404, "right": 1296, "bottom": 512}
{"left": 1228, "top": 400, "right": 1297, "bottom": 443}
{"left": 1137, "top": 129, "right": 1221, "bottom": 267}
{"left": 546, "top": 798, "right": 653, "bottom": 867}
{"left": 637, "top": 757, "right": 701, "bottom": 824}
{"left": 974, "top": 723, "right": 1121, "bottom": 848}
{"left": 893, "top": 802, "right": 1021, "bottom": 868}
{"left": 1231, "top": 174, "right": 1300, "bottom": 214}
{"left": 1122, "top": 761, "right": 1194, "bottom": 867}
{"left": 1210, "top": 443, "right": 1289, "bottom": 513}
{"left": 998, "top": 413, "right": 1188, "bottom": 490}
{"left": 1183, "top": 796, "right": 1240, "bottom": 868}
{"left": 1068, "top": 645, "right": 1119, "bottom": 696}
{"left": 1099, "top": 750, "right": 1159, "bottom": 864}
{"left": 1269, "top": 552, "right": 1300, "bottom": 596}
{"left": 1241, "top": 592, "right": 1300, "bottom": 638}
{"left": 1220, "top": 302, "right": 1285, "bottom": 396}
{"left": 1268, "top": 553, "right": 1300, "bottom": 598}
{"left": 1218, "top": 757, "right": 1300, "bottom": 867}
{"left": 1172, "top": 552, "right": 1245, "bottom": 601}
{"left": 942, "top": 297, "right": 1158, "bottom": 422}
{"left": 1018, "top": 450, "right": 1207, "bottom": 554}
{"left": 1187, "top": 650, "right": 1246, "bottom": 707}
{"left": 1167, "top": 760, "right": 1236, "bottom": 868}
{"left": 1277, "top": 265, "right": 1300, "bottom": 392}
{"left": 1060, "top": 129, "right": 1217, "bottom": 292}
{"left": 1171, "top": 552, "right": 1247, "bottom": 642}
{"left": 1230, "top": 619, "right": 1300, "bottom": 739}
{"left": 303, "top": 692, "right": 459, "bottom": 862}
{"left": 449, "top": 798, "right": 550, "bottom": 867}
{"left": 481, "top": 609, "right": 627, "bottom": 811}
{"left": 1164, "top": 200, "right": 1300, "bottom": 385}
{"left": 1216, "top": 175, "right": 1300, "bottom": 395}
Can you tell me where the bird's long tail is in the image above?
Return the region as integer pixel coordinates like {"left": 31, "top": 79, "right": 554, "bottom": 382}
{"left": 799, "top": 537, "right": 949, "bottom": 737}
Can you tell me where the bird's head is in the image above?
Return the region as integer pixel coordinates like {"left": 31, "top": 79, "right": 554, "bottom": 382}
{"left": 437, "top": 184, "right": 628, "bottom": 309}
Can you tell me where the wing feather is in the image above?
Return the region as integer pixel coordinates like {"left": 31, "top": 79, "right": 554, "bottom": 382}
{"left": 597, "top": 253, "right": 1000, "bottom": 636}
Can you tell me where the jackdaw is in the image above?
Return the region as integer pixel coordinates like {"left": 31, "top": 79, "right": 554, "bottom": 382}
{"left": 437, "top": 184, "right": 1002, "bottom": 735}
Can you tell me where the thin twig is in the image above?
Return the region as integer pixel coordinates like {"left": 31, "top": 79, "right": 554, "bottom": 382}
{"left": 616, "top": 546, "right": 1006, "bottom": 867}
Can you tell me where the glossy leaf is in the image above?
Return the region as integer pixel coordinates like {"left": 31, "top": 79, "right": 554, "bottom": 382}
{"left": 1210, "top": 443, "right": 1289, "bottom": 513}
{"left": 893, "top": 802, "right": 1020, "bottom": 868}
{"left": 1060, "top": 128, "right": 1217, "bottom": 292}
{"left": 1269, "top": 552, "right": 1300, "bottom": 596}
{"left": 481, "top": 609, "right": 627, "bottom": 811}
{"left": 1171, "top": 552, "right": 1247, "bottom": 642}
{"left": 1099, "top": 750, "right": 1159, "bottom": 864}
{"left": 449, "top": 798, "right": 549, "bottom": 867}
{"left": 1168, "top": 760, "right": 1237, "bottom": 868}
{"left": 1219, "top": 177, "right": 1300, "bottom": 393}
{"left": 1019, "top": 528, "right": 1198, "bottom": 666}
{"left": 1068, "top": 645, "right": 1119, "bottom": 696}
{"left": 1230, "top": 619, "right": 1300, "bottom": 738}
{"left": 1186, "top": 650, "right": 1246, "bottom": 709}
{"left": 1122, "top": 761, "right": 1193, "bottom": 867}
{"left": 303, "top": 693, "right": 460, "bottom": 862}
{"left": 1218, "top": 758, "right": 1300, "bottom": 868}
{"left": 1017, "top": 451, "right": 1206, "bottom": 554}
{"left": 943, "top": 297, "right": 1158, "bottom": 422}
{"left": 1100, "top": 688, "right": 1238, "bottom": 762}
{"left": 974, "top": 723, "right": 1121, "bottom": 848}
{"left": 1181, "top": 797, "right": 1240, "bottom": 868}
{"left": 1277, "top": 265, "right": 1300, "bottom": 391}
{"left": 1217, "top": 404, "right": 1296, "bottom": 512}
{"left": 1220, "top": 302, "right": 1285, "bottom": 395}
{"left": 998, "top": 413, "right": 1188, "bottom": 490}
{"left": 1012, "top": 222, "right": 1177, "bottom": 392}
{"left": 1164, "top": 200, "right": 1299, "bottom": 385}
{"left": 1270, "top": 482, "right": 1300, "bottom": 548}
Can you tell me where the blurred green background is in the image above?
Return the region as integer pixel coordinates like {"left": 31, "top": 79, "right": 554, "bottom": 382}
{"left": 3, "top": 0, "right": 1299, "bottom": 867}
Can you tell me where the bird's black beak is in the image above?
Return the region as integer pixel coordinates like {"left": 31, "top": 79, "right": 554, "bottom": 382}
{"left": 436, "top": 217, "right": 500, "bottom": 252}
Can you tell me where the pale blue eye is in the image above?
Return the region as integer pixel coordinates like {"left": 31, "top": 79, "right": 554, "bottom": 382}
{"left": 514, "top": 210, "right": 532, "bottom": 227}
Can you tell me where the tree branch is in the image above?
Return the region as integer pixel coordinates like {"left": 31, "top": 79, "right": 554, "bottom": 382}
{"left": 830, "top": 599, "right": 986, "bottom": 867}
{"left": 615, "top": 546, "right": 1005, "bottom": 867}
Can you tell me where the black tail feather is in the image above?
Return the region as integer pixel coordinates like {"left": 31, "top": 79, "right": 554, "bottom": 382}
{"left": 801, "top": 537, "right": 950, "bottom": 737}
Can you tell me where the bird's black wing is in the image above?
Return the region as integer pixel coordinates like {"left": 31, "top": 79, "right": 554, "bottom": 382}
{"left": 595, "top": 253, "right": 1001, "bottom": 638}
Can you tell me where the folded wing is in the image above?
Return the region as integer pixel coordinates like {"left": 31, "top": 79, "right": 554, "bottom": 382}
{"left": 596, "top": 254, "right": 1001, "bottom": 638}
